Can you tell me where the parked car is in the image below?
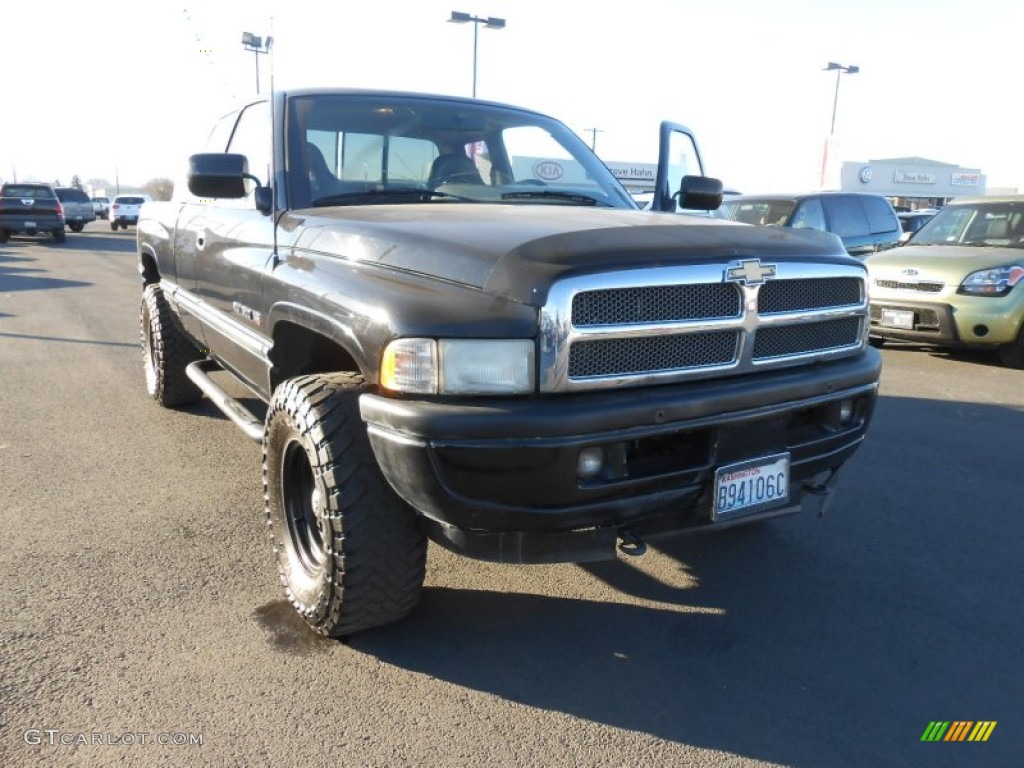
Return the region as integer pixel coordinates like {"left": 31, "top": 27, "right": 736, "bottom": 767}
{"left": 92, "top": 196, "right": 110, "bottom": 219}
{"left": 715, "top": 192, "right": 902, "bottom": 257}
{"left": 867, "top": 196, "right": 1024, "bottom": 367}
{"left": 54, "top": 187, "right": 97, "bottom": 232}
{"left": 0, "top": 182, "right": 65, "bottom": 243}
{"left": 109, "top": 194, "right": 151, "bottom": 230}
{"left": 897, "top": 209, "right": 939, "bottom": 243}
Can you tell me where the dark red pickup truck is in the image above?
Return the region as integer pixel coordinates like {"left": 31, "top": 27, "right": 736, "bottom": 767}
{"left": 0, "top": 182, "right": 66, "bottom": 243}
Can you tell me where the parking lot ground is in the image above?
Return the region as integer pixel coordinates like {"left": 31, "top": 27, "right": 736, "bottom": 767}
{"left": 2, "top": 222, "right": 1022, "bottom": 767}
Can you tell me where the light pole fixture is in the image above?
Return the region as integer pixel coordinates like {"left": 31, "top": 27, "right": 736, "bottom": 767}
{"left": 448, "top": 11, "right": 506, "bottom": 98}
{"left": 242, "top": 32, "right": 274, "bottom": 94}
{"left": 823, "top": 61, "right": 859, "bottom": 135}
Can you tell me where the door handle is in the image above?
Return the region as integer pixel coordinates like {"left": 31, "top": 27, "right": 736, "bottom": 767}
{"left": 196, "top": 234, "right": 206, "bottom": 250}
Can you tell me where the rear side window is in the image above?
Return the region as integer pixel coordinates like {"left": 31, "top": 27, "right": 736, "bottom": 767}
{"left": 56, "top": 188, "right": 90, "bottom": 202}
{"left": 862, "top": 195, "right": 899, "bottom": 234}
{"left": 2, "top": 184, "right": 55, "bottom": 199}
{"left": 822, "top": 196, "right": 870, "bottom": 238}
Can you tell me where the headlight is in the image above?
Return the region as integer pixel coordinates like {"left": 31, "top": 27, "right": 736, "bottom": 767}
{"left": 958, "top": 265, "right": 1024, "bottom": 296}
{"left": 381, "top": 339, "right": 535, "bottom": 395}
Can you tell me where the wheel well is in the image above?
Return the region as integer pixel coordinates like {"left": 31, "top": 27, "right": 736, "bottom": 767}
{"left": 139, "top": 251, "right": 160, "bottom": 285}
{"left": 270, "top": 322, "right": 363, "bottom": 392}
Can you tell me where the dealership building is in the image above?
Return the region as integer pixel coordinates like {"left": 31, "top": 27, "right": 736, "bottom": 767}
{"left": 839, "top": 157, "right": 985, "bottom": 209}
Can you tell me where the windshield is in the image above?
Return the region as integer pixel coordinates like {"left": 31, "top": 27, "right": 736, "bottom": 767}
{"left": 913, "top": 201, "right": 1024, "bottom": 247}
{"left": 287, "top": 93, "right": 635, "bottom": 210}
{"left": 715, "top": 199, "right": 796, "bottom": 226}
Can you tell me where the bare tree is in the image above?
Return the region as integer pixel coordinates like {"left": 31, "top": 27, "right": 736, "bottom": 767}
{"left": 142, "top": 178, "right": 174, "bottom": 201}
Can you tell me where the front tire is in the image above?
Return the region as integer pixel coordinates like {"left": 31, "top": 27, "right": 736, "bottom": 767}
{"left": 264, "top": 373, "right": 427, "bottom": 636}
{"left": 998, "top": 327, "right": 1024, "bottom": 369}
{"left": 140, "top": 284, "right": 203, "bottom": 406}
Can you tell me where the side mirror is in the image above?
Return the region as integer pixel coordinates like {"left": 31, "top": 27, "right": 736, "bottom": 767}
{"left": 679, "top": 175, "right": 724, "bottom": 211}
{"left": 188, "top": 153, "right": 249, "bottom": 199}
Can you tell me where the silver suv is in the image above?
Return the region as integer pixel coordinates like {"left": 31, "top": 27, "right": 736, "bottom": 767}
{"left": 54, "top": 188, "right": 97, "bottom": 232}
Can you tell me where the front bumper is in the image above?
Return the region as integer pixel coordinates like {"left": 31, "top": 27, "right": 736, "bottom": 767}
{"left": 870, "top": 293, "right": 1023, "bottom": 346}
{"left": 360, "top": 350, "right": 881, "bottom": 563}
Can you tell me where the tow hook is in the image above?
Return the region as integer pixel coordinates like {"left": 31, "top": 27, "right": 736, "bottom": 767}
{"left": 617, "top": 529, "right": 647, "bottom": 557}
{"left": 803, "top": 468, "right": 841, "bottom": 517}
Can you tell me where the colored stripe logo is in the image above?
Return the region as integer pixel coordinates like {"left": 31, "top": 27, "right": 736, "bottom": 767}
{"left": 921, "top": 721, "right": 997, "bottom": 742}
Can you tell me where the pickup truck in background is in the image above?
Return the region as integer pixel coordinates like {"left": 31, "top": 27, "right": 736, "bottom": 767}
{"left": 92, "top": 196, "right": 111, "bottom": 219}
{"left": 55, "top": 187, "right": 97, "bottom": 232}
{"left": 0, "top": 182, "right": 65, "bottom": 243}
{"left": 137, "top": 88, "right": 881, "bottom": 636}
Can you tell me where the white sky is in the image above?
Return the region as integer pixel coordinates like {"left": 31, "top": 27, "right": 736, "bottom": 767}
{"left": 2, "top": 0, "right": 1022, "bottom": 193}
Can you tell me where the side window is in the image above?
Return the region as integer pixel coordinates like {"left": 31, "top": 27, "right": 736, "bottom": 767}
{"left": 791, "top": 198, "right": 826, "bottom": 231}
{"left": 227, "top": 101, "right": 271, "bottom": 200}
{"left": 862, "top": 195, "right": 899, "bottom": 234}
{"left": 822, "top": 196, "right": 869, "bottom": 238}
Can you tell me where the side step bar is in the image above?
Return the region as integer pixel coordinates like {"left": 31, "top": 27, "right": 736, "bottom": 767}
{"left": 185, "top": 360, "right": 264, "bottom": 443}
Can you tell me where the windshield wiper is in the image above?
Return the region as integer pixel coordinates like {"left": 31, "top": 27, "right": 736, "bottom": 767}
{"left": 500, "top": 190, "right": 607, "bottom": 206}
{"left": 312, "top": 188, "right": 474, "bottom": 206}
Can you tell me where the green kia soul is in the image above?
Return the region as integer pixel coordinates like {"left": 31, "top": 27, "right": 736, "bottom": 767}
{"left": 866, "top": 196, "right": 1024, "bottom": 368}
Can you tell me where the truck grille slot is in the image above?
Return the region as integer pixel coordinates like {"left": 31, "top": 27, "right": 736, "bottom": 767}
{"left": 758, "top": 278, "right": 862, "bottom": 313}
{"left": 873, "top": 279, "right": 944, "bottom": 293}
{"left": 753, "top": 317, "right": 862, "bottom": 360}
{"left": 568, "top": 331, "right": 738, "bottom": 378}
{"left": 572, "top": 284, "right": 740, "bottom": 326}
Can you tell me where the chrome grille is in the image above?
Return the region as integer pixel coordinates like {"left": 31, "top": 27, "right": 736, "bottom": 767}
{"left": 568, "top": 332, "right": 738, "bottom": 378}
{"left": 874, "top": 279, "right": 944, "bottom": 293}
{"left": 759, "top": 278, "right": 862, "bottom": 313}
{"left": 572, "top": 284, "right": 740, "bottom": 326}
{"left": 539, "top": 262, "right": 869, "bottom": 393}
{"left": 754, "top": 318, "right": 862, "bottom": 360}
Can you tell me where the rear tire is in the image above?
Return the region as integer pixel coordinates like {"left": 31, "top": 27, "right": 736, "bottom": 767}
{"left": 998, "top": 327, "right": 1024, "bottom": 369}
{"left": 140, "top": 283, "right": 203, "bottom": 406}
{"left": 110, "top": 223, "right": 118, "bottom": 231}
{"left": 52, "top": 229, "right": 66, "bottom": 243}
{"left": 264, "top": 373, "right": 427, "bottom": 636}
{"left": 0, "top": 229, "right": 8, "bottom": 243}
{"left": 69, "top": 223, "right": 83, "bottom": 233}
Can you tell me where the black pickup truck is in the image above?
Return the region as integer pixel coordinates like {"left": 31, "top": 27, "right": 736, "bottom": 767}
{"left": 0, "top": 182, "right": 66, "bottom": 242}
{"left": 137, "top": 88, "right": 881, "bottom": 636}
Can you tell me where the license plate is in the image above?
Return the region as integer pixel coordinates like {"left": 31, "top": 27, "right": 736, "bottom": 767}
{"left": 712, "top": 453, "right": 790, "bottom": 521}
{"left": 881, "top": 308, "right": 915, "bottom": 330}
{"left": 25, "top": 220, "right": 36, "bottom": 228}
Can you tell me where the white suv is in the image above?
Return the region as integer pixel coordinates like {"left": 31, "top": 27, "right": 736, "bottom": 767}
{"left": 109, "top": 194, "right": 151, "bottom": 230}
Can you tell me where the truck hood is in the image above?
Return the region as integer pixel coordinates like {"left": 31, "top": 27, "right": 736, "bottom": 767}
{"left": 865, "top": 243, "right": 1024, "bottom": 283}
{"left": 286, "top": 204, "right": 855, "bottom": 306}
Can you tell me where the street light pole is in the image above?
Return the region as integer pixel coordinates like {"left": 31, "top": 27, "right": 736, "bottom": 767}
{"left": 449, "top": 12, "right": 506, "bottom": 99}
{"left": 820, "top": 62, "right": 859, "bottom": 188}
{"left": 824, "top": 61, "right": 859, "bottom": 135}
{"left": 242, "top": 32, "right": 274, "bottom": 94}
